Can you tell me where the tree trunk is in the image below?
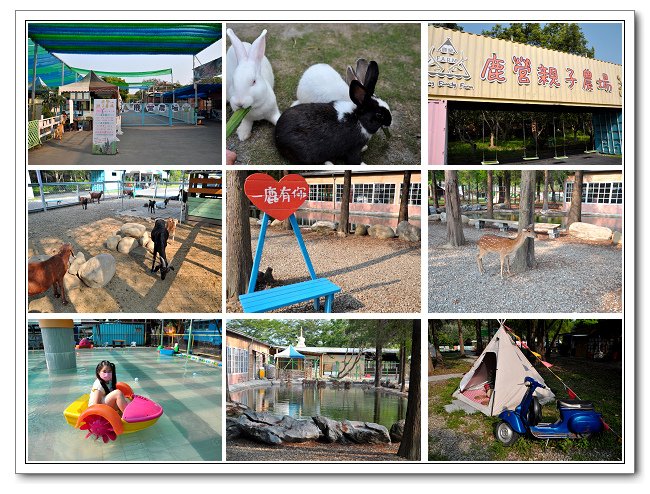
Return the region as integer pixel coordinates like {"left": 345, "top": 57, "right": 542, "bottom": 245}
{"left": 542, "top": 170, "right": 550, "bottom": 210}
{"left": 397, "top": 319, "right": 421, "bottom": 460}
{"left": 497, "top": 175, "right": 504, "bottom": 203}
{"left": 547, "top": 321, "right": 564, "bottom": 360}
{"left": 429, "top": 320, "right": 444, "bottom": 368}
{"left": 457, "top": 320, "right": 465, "bottom": 356}
{"left": 475, "top": 319, "right": 483, "bottom": 354}
{"left": 338, "top": 171, "right": 352, "bottom": 235}
{"left": 399, "top": 340, "right": 407, "bottom": 393}
{"left": 398, "top": 171, "right": 411, "bottom": 223}
{"left": 512, "top": 169, "right": 536, "bottom": 274}
{"left": 444, "top": 170, "right": 466, "bottom": 247}
{"left": 567, "top": 170, "right": 584, "bottom": 227}
{"left": 432, "top": 170, "right": 439, "bottom": 209}
{"left": 504, "top": 171, "right": 512, "bottom": 209}
{"left": 486, "top": 170, "right": 494, "bottom": 219}
{"left": 226, "top": 171, "right": 253, "bottom": 299}
{"left": 374, "top": 341, "right": 383, "bottom": 387}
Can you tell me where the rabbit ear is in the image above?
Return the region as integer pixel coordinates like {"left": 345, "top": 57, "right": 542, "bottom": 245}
{"left": 355, "top": 58, "right": 370, "bottom": 85}
{"left": 227, "top": 28, "right": 248, "bottom": 62}
{"left": 349, "top": 80, "right": 368, "bottom": 106}
{"left": 248, "top": 29, "right": 268, "bottom": 65}
{"left": 345, "top": 66, "right": 356, "bottom": 86}
{"left": 363, "top": 61, "right": 379, "bottom": 96}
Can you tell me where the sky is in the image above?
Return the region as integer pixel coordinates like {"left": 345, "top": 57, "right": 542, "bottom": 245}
{"left": 53, "top": 39, "right": 222, "bottom": 90}
{"left": 459, "top": 23, "right": 623, "bottom": 64}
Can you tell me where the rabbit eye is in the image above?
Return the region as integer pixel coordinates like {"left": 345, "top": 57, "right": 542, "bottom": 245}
{"left": 252, "top": 79, "right": 257, "bottom": 85}
{"left": 376, "top": 112, "right": 383, "bottom": 120}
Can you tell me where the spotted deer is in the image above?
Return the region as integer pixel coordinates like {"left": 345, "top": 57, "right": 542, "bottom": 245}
{"left": 476, "top": 226, "right": 537, "bottom": 279}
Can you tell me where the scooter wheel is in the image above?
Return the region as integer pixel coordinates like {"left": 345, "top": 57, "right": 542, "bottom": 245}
{"left": 495, "top": 421, "right": 519, "bottom": 447}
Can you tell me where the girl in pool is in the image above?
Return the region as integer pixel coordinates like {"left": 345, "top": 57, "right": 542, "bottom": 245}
{"left": 88, "top": 360, "right": 130, "bottom": 412}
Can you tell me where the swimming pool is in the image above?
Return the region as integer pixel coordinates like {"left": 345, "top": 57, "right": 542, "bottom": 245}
{"left": 27, "top": 348, "right": 222, "bottom": 462}
{"left": 230, "top": 385, "right": 407, "bottom": 429}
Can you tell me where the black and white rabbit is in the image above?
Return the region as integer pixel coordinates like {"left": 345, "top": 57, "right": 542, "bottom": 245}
{"left": 275, "top": 61, "right": 391, "bottom": 165}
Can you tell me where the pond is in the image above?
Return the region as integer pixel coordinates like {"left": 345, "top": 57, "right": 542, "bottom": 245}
{"left": 230, "top": 385, "right": 408, "bottom": 428}
{"left": 295, "top": 210, "right": 421, "bottom": 231}
{"left": 465, "top": 212, "right": 622, "bottom": 232}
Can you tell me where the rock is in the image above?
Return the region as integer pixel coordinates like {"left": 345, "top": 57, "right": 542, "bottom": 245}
{"left": 468, "top": 219, "right": 478, "bottom": 227}
{"left": 117, "top": 237, "right": 138, "bottom": 254}
{"left": 461, "top": 215, "right": 470, "bottom": 224}
{"left": 144, "top": 240, "right": 155, "bottom": 253}
{"left": 390, "top": 420, "right": 405, "bottom": 442}
{"left": 568, "top": 222, "right": 613, "bottom": 241}
{"left": 63, "top": 272, "right": 83, "bottom": 292}
{"left": 249, "top": 217, "right": 259, "bottom": 226}
{"left": 77, "top": 254, "right": 116, "bottom": 288}
{"left": 313, "top": 415, "right": 345, "bottom": 443}
{"left": 396, "top": 221, "right": 421, "bottom": 242}
{"left": 354, "top": 224, "right": 369, "bottom": 236}
{"left": 139, "top": 232, "right": 150, "bottom": 246}
{"left": 368, "top": 225, "right": 396, "bottom": 239}
{"left": 428, "top": 214, "right": 440, "bottom": 221}
{"left": 67, "top": 252, "right": 86, "bottom": 275}
{"left": 277, "top": 416, "right": 322, "bottom": 443}
{"left": 612, "top": 231, "right": 623, "bottom": 245}
{"left": 120, "top": 222, "right": 147, "bottom": 238}
{"left": 440, "top": 212, "right": 447, "bottom": 222}
{"left": 341, "top": 420, "right": 391, "bottom": 444}
{"left": 242, "top": 409, "right": 283, "bottom": 426}
{"left": 270, "top": 219, "right": 284, "bottom": 227}
{"left": 226, "top": 417, "right": 243, "bottom": 440}
{"left": 311, "top": 220, "right": 337, "bottom": 232}
{"left": 235, "top": 415, "right": 283, "bottom": 445}
{"left": 226, "top": 401, "right": 248, "bottom": 417}
{"left": 105, "top": 235, "right": 121, "bottom": 250}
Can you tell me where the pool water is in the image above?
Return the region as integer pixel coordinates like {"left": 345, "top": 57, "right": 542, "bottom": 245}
{"left": 230, "top": 385, "right": 407, "bottom": 429}
{"left": 27, "top": 348, "right": 222, "bottom": 461}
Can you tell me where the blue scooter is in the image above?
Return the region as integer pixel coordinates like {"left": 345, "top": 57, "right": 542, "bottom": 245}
{"left": 495, "top": 376, "right": 604, "bottom": 446}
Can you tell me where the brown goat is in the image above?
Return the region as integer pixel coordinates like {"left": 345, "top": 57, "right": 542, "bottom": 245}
{"left": 90, "top": 191, "right": 103, "bottom": 203}
{"left": 28, "top": 244, "right": 74, "bottom": 305}
{"left": 165, "top": 218, "right": 178, "bottom": 243}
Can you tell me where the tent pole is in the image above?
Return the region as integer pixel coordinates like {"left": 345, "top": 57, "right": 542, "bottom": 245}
{"left": 31, "top": 43, "right": 38, "bottom": 121}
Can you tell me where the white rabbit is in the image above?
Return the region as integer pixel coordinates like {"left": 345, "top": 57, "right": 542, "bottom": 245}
{"left": 293, "top": 63, "right": 349, "bottom": 106}
{"left": 226, "top": 28, "right": 281, "bottom": 141}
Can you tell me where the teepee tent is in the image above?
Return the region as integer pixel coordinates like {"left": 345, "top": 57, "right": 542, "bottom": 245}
{"left": 453, "top": 325, "right": 555, "bottom": 416}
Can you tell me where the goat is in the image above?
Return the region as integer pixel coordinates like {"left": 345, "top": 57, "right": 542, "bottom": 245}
{"left": 165, "top": 217, "right": 178, "bottom": 243}
{"left": 150, "top": 218, "right": 174, "bottom": 280}
{"left": 123, "top": 189, "right": 134, "bottom": 198}
{"left": 143, "top": 200, "right": 156, "bottom": 214}
{"left": 155, "top": 197, "right": 171, "bottom": 209}
{"left": 28, "top": 244, "right": 74, "bottom": 305}
{"left": 79, "top": 196, "right": 89, "bottom": 210}
{"left": 90, "top": 191, "right": 103, "bottom": 204}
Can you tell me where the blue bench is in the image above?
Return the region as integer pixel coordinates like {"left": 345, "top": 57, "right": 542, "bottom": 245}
{"left": 240, "top": 278, "right": 341, "bottom": 313}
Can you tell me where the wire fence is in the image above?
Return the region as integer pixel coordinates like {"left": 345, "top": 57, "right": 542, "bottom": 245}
{"left": 27, "top": 179, "right": 189, "bottom": 213}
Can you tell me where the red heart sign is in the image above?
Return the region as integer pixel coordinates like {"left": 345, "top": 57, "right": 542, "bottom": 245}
{"left": 244, "top": 173, "right": 310, "bottom": 221}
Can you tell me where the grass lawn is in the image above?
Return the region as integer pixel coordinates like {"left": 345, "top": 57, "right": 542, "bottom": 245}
{"left": 226, "top": 23, "right": 421, "bottom": 166}
{"left": 428, "top": 353, "right": 623, "bottom": 461}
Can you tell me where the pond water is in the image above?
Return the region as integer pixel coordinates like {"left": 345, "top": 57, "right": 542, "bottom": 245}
{"left": 230, "top": 385, "right": 408, "bottom": 428}
{"left": 466, "top": 212, "right": 622, "bottom": 231}
{"left": 295, "top": 210, "right": 421, "bottom": 231}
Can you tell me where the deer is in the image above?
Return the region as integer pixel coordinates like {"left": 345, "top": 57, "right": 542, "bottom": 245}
{"left": 476, "top": 226, "right": 537, "bottom": 279}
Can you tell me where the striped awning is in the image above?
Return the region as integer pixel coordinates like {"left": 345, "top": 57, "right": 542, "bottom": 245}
{"left": 28, "top": 23, "right": 222, "bottom": 55}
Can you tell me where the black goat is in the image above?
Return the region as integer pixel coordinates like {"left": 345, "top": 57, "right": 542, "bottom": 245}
{"left": 150, "top": 218, "right": 174, "bottom": 280}
{"left": 143, "top": 200, "right": 156, "bottom": 214}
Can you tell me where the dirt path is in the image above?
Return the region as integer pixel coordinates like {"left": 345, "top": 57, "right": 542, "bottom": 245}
{"left": 28, "top": 198, "right": 221, "bottom": 313}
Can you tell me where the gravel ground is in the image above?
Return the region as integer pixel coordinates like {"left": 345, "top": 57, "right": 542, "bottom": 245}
{"left": 227, "top": 437, "right": 405, "bottom": 462}
{"left": 228, "top": 226, "right": 421, "bottom": 313}
{"left": 428, "top": 222, "right": 622, "bottom": 313}
{"left": 27, "top": 198, "right": 221, "bottom": 313}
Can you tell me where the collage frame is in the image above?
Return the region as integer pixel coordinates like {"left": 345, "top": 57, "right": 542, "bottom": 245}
{"left": 15, "top": 9, "right": 635, "bottom": 477}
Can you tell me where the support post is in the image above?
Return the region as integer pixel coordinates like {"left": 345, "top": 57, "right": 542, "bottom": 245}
{"left": 187, "top": 319, "right": 193, "bottom": 355}
{"left": 289, "top": 214, "right": 317, "bottom": 280}
{"left": 31, "top": 43, "right": 38, "bottom": 121}
{"left": 36, "top": 170, "right": 47, "bottom": 211}
{"left": 39, "top": 319, "right": 76, "bottom": 371}
{"left": 247, "top": 213, "right": 270, "bottom": 294}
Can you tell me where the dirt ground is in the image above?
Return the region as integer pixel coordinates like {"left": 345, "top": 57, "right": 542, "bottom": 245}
{"left": 27, "top": 198, "right": 221, "bottom": 313}
{"left": 227, "top": 437, "right": 406, "bottom": 462}
{"left": 227, "top": 224, "right": 421, "bottom": 313}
